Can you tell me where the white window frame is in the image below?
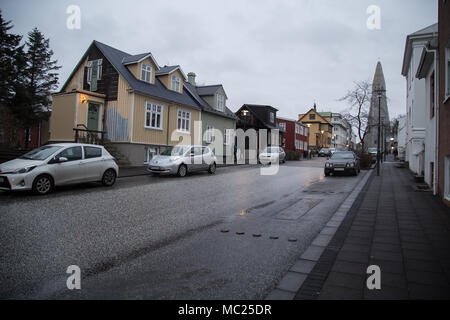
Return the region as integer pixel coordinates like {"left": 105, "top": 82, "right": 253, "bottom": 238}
{"left": 216, "top": 94, "right": 225, "bottom": 112}
{"left": 270, "top": 112, "right": 275, "bottom": 123}
{"left": 279, "top": 122, "right": 286, "bottom": 132}
{"left": 144, "top": 101, "right": 163, "bottom": 130}
{"left": 87, "top": 59, "right": 102, "bottom": 83}
{"left": 445, "top": 156, "right": 450, "bottom": 201}
{"left": 171, "top": 75, "right": 181, "bottom": 92}
{"left": 177, "top": 109, "right": 191, "bottom": 133}
{"left": 141, "top": 63, "right": 152, "bottom": 83}
{"left": 205, "top": 125, "right": 214, "bottom": 143}
{"left": 445, "top": 47, "right": 450, "bottom": 101}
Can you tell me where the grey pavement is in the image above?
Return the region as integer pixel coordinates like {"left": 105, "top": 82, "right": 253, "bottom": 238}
{"left": 294, "top": 159, "right": 450, "bottom": 300}
{"left": 0, "top": 158, "right": 367, "bottom": 299}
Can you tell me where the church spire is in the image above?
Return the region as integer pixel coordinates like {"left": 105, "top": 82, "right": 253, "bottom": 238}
{"left": 372, "top": 60, "right": 386, "bottom": 91}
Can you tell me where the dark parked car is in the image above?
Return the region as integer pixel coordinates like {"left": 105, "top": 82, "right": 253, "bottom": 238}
{"left": 368, "top": 147, "right": 377, "bottom": 164}
{"left": 324, "top": 151, "right": 361, "bottom": 176}
{"left": 318, "top": 148, "right": 331, "bottom": 157}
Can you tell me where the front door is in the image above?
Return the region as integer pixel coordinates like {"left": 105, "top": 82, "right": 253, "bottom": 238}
{"left": 87, "top": 103, "right": 100, "bottom": 131}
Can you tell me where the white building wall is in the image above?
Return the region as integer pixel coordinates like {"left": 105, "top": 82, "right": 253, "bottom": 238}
{"left": 397, "top": 115, "right": 407, "bottom": 161}
{"left": 405, "top": 42, "right": 428, "bottom": 176}
{"left": 423, "top": 66, "right": 437, "bottom": 187}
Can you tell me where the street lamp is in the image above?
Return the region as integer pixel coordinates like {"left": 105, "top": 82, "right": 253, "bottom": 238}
{"left": 373, "top": 84, "right": 386, "bottom": 176}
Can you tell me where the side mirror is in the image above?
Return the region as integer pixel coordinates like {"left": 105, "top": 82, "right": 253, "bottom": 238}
{"left": 58, "top": 157, "right": 68, "bottom": 163}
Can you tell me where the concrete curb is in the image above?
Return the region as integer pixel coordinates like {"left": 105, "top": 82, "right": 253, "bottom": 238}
{"left": 265, "top": 169, "right": 374, "bottom": 300}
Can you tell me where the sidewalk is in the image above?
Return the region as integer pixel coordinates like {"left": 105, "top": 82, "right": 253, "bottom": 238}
{"left": 294, "top": 161, "right": 450, "bottom": 300}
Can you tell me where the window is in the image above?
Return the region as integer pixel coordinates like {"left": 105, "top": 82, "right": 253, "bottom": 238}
{"left": 270, "top": 112, "right": 275, "bottom": 123}
{"left": 216, "top": 94, "right": 225, "bottom": 112}
{"left": 145, "top": 102, "right": 163, "bottom": 130}
{"left": 309, "top": 114, "right": 316, "bottom": 120}
{"left": 304, "top": 127, "right": 308, "bottom": 136}
{"left": 83, "top": 146, "right": 102, "bottom": 159}
{"left": 87, "top": 59, "right": 102, "bottom": 91}
{"left": 430, "top": 72, "right": 435, "bottom": 119}
{"left": 224, "top": 129, "right": 232, "bottom": 145}
{"left": 205, "top": 125, "right": 214, "bottom": 143}
{"left": 171, "top": 75, "right": 181, "bottom": 92}
{"left": 141, "top": 63, "right": 152, "bottom": 83}
{"left": 446, "top": 48, "right": 450, "bottom": 100}
{"left": 279, "top": 122, "right": 286, "bottom": 132}
{"left": 177, "top": 109, "right": 191, "bottom": 133}
{"left": 58, "top": 147, "right": 82, "bottom": 162}
{"left": 445, "top": 156, "right": 450, "bottom": 201}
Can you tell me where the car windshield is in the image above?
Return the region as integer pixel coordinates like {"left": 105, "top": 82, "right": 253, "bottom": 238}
{"left": 264, "top": 147, "right": 279, "bottom": 153}
{"left": 160, "top": 146, "right": 188, "bottom": 156}
{"left": 331, "top": 152, "right": 355, "bottom": 160}
{"left": 321, "top": 148, "right": 329, "bottom": 152}
{"left": 19, "top": 145, "right": 63, "bottom": 160}
{"left": 368, "top": 148, "right": 377, "bottom": 153}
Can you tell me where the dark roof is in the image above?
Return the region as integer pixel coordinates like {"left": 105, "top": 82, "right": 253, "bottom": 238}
{"left": 237, "top": 104, "right": 278, "bottom": 129}
{"left": 156, "top": 65, "right": 187, "bottom": 80}
{"left": 122, "top": 52, "right": 154, "bottom": 65}
{"left": 184, "top": 82, "right": 237, "bottom": 120}
{"left": 196, "top": 85, "right": 223, "bottom": 96}
{"left": 92, "top": 41, "right": 200, "bottom": 109}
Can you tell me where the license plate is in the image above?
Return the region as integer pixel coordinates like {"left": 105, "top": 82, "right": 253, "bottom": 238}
{"left": 150, "top": 166, "right": 160, "bottom": 170}
{"left": 334, "top": 168, "right": 345, "bottom": 171}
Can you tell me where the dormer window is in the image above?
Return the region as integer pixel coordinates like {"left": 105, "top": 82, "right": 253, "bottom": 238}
{"left": 171, "top": 75, "right": 181, "bottom": 92}
{"left": 216, "top": 94, "right": 225, "bottom": 112}
{"left": 87, "top": 59, "right": 102, "bottom": 91}
{"left": 141, "top": 63, "right": 152, "bottom": 83}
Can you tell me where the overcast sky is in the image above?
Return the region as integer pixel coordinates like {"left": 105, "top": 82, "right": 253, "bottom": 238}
{"left": 2, "top": 0, "right": 437, "bottom": 120}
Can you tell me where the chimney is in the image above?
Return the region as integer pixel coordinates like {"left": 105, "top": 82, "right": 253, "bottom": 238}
{"left": 187, "top": 72, "right": 196, "bottom": 86}
{"left": 313, "top": 102, "right": 317, "bottom": 111}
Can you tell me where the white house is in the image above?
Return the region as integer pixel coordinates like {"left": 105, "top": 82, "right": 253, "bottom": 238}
{"left": 397, "top": 115, "right": 407, "bottom": 161}
{"left": 331, "top": 113, "right": 351, "bottom": 150}
{"left": 401, "top": 23, "right": 438, "bottom": 184}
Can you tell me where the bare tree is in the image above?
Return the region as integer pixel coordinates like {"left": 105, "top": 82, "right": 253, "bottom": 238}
{"left": 339, "top": 81, "right": 372, "bottom": 151}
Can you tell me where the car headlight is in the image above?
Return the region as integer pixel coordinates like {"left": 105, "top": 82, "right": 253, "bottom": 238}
{"left": 325, "top": 163, "right": 332, "bottom": 168}
{"left": 346, "top": 162, "right": 355, "bottom": 168}
{"left": 13, "top": 166, "right": 37, "bottom": 174}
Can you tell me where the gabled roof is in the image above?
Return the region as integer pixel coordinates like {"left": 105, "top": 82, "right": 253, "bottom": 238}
{"left": 401, "top": 23, "right": 438, "bottom": 76}
{"left": 236, "top": 104, "right": 279, "bottom": 129}
{"left": 61, "top": 41, "right": 200, "bottom": 110}
{"left": 122, "top": 52, "right": 159, "bottom": 68}
{"left": 184, "top": 82, "right": 237, "bottom": 120}
{"left": 416, "top": 38, "right": 438, "bottom": 79}
{"left": 196, "top": 84, "right": 228, "bottom": 99}
{"left": 299, "top": 108, "right": 332, "bottom": 125}
{"left": 156, "top": 65, "right": 187, "bottom": 80}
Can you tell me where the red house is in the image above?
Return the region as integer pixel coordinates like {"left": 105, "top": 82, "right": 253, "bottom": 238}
{"left": 277, "top": 117, "right": 309, "bottom": 153}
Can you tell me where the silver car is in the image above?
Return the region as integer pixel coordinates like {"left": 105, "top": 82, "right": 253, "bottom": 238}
{"left": 259, "top": 146, "right": 286, "bottom": 164}
{"left": 0, "top": 143, "right": 119, "bottom": 195}
{"left": 148, "top": 145, "right": 217, "bottom": 177}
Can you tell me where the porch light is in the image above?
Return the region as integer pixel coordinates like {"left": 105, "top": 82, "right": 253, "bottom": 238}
{"left": 80, "top": 94, "right": 88, "bottom": 104}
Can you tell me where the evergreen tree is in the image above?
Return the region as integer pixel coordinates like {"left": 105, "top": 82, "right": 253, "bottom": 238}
{"left": 13, "top": 27, "right": 61, "bottom": 147}
{"left": 0, "top": 10, "right": 23, "bottom": 106}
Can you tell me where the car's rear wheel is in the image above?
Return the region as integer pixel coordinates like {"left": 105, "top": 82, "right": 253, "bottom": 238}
{"left": 32, "top": 174, "right": 53, "bottom": 195}
{"left": 102, "top": 169, "right": 117, "bottom": 186}
{"left": 178, "top": 164, "right": 187, "bottom": 177}
{"left": 208, "top": 162, "right": 216, "bottom": 174}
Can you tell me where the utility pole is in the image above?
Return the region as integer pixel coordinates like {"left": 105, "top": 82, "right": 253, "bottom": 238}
{"left": 374, "top": 85, "right": 385, "bottom": 176}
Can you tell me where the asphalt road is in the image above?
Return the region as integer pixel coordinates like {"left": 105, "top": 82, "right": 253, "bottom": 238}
{"left": 0, "top": 158, "right": 366, "bottom": 299}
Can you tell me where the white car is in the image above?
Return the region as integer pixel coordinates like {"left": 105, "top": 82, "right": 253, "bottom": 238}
{"left": 148, "top": 145, "right": 217, "bottom": 177}
{"left": 259, "top": 146, "right": 286, "bottom": 164}
{"left": 0, "top": 143, "right": 119, "bottom": 195}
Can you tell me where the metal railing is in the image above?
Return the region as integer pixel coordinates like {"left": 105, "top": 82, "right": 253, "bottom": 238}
{"left": 73, "top": 124, "right": 105, "bottom": 145}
